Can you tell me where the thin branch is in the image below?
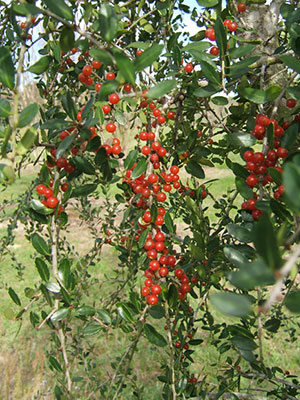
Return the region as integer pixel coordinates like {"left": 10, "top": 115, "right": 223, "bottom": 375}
{"left": 164, "top": 302, "right": 177, "bottom": 400}
{"left": 261, "top": 243, "right": 300, "bottom": 313}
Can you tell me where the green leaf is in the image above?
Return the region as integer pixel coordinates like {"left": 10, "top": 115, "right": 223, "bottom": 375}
{"left": 193, "top": 83, "right": 220, "bottom": 98}
{"left": 49, "top": 356, "right": 62, "bottom": 372}
{"left": 138, "top": 228, "right": 149, "bottom": 248}
{"left": 199, "top": 60, "right": 221, "bottom": 86}
{"left": 28, "top": 56, "right": 52, "bottom": 74}
{"left": 131, "top": 158, "right": 147, "bottom": 179}
{"left": 144, "top": 323, "right": 167, "bottom": 347}
{"left": 124, "top": 149, "right": 138, "bottom": 170}
{"left": 279, "top": 54, "right": 300, "bottom": 74}
{"left": 228, "top": 257, "right": 275, "bottom": 290}
{"left": 35, "top": 258, "right": 50, "bottom": 281}
{"left": 73, "top": 156, "right": 95, "bottom": 175}
{"left": 51, "top": 308, "right": 70, "bottom": 322}
{"left": 30, "top": 199, "right": 53, "bottom": 215}
{"left": 149, "top": 305, "right": 165, "bottom": 319}
{"left": 164, "top": 212, "right": 175, "bottom": 233}
{"left": 240, "top": 88, "right": 267, "bottom": 104}
{"left": 56, "top": 134, "right": 74, "bottom": 159}
{"left": 45, "top": 282, "right": 60, "bottom": 293}
{"left": 0, "top": 98, "right": 11, "bottom": 118}
{"left": 115, "top": 110, "right": 126, "bottom": 126}
{"left": 117, "top": 302, "right": 134, "bottom": 323}
{"left": 76, "top": 306, "right": 95, "bottom": 317}
{"left": 183, "top": 41, "right": 211, "bottom": 53}
{"left": 18, "top": 104, "right": 38, "bottom": 128}
{"left": 185, "top": 160, "right": 205, "bottom": 179}
{"left": 41, "top": 119, "right": 73, "bottom": 131}
{"left": 167, "top": 284, "right": 178, "bottom": 308}
{"left": 215, "top": 16, "right": 227, "bottom": 57}
{"left": 98, "top": 4, "right": 118, "bottom": 42}
{"left": 89, "top": 48, "right": 113, "bottom": 65}
{"left": 8, "top": 287, "right": 21, "bottom": 306}
{"left": 83, "top": 324, "right": 102, "bottom": 336}
{"left": 224, "top": 246, "right": 248, "bottom": 268}
{"left": 280, "top": 123, "right": 299, "bottom": 150}
{"left": 61, "top": 91, "right": 77, "bottom": 121}
{"left": 227, "top": 224, "right": 252, "bottom": 243}
{"left": 270, "top": 198, "right": 292, "bottom": 222}
{"left": 211, "top": 96, "right": 228, "bottom": 105}
{"left": 235, "top": 177, "right": 254, "bottom": 200}
{"left": 252, "top": 213, "right": 282, "bottom": 270}
{"left": 96, "top": 310, "right": 112, "bottom": 325}
{"left": 16, "top": 127, "right": 38, "bottom": 155}
{"left": 283, "top": 162, "right": 300, "bottom": 212}
{"left": 13, "top": 3, "right": 41, "bottom": 15}
{"left": 266, "top": 85, "right": 282, "bottom": 101}
{"left": 210, "top": 292, "right": 252, "bottom": 318}
{"left": 59, "top": 27, "right": 74, "bottom": 53}
{"left": 285, "top": 291, "right": 300, "bottom": 313}
{"left": 71, "top": 183, "right": 98, "bottom": 197}
{"left": 196, "top": 0, "right": 218, "bottom": 6}
{"left": 231, "top": 336, "right": 257, "bottom": 351}
{"left": 114, "top": 51, "right": 135, "bottom": 85}
{"left": 0, "top": 47, "right": 15, "bottom": 90}
{"left": 147, "top": 79, "right": 177, "bottom": 99}
{"left": 42, "top": 0, "right": 73, "bottom": 21}
{"left": 227, "top": 132, "right": 256, "bottom": 147}
{"left": 0, "top": 164, "right": 15, "bottom": 183}
{"left": 229, "top": 44, "right": 257, "bottom": 59}
{"left": 268, "top": 167, "right": 282, "bottom": 185}
{"left": 97, "top": 80, "right": 119, "bottom": 101}
{"left": 32, "top": 233, "right": 50, "bottom": 256}
{"left": 134, "top": 44, "right": 164, "bottom": 72}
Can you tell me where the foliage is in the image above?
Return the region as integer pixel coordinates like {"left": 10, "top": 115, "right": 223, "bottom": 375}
{"left": 0, "top": 0, "right": 300, "bottom": 399}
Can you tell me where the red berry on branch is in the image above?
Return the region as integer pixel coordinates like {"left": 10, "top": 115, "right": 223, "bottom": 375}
{"left": 237, "top": 3, "right": 246, "bottom": 12}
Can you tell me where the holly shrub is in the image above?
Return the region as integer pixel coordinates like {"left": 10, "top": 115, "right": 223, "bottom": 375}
{"left": 0, "top": 0, "right": 300, "bottom": 399}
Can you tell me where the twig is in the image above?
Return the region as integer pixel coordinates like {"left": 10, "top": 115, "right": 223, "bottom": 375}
{"left": 261, "top": 243, "right": 300, "bottom": 313}
{"left": 164, "top": 302, "right": 177, "bottom": 400}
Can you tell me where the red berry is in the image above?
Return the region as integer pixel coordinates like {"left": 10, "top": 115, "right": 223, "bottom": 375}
{"left": 277, "top": 147, "right": 288, "bottom": 158}
{"left": 184, "top": 63, "right": 194, "bottom": 73}
{"left": 46, "top": 196, "right": 58, "bottom": 209}
{"left": 109, "top": 93, "right": 120, "bottom": 105}
{"left": 123, "top": 83, "right": 132, "bottom": 92}
{"left": 44, "top": 187, "right": 53, "bottom": 198}
{"left": 151, "top": 285, "right": 161, "bottom": 295}
{"left": 205, "top": 27, "right": 215, "bottom": 40}
{"left": 102, "top": 104, "right": 111, "bottom": 114}
{"left": 95, "top": 83, "right": 102, "bottom": 92}
{"left": 286, "top": 98, "right": 297, "bottom": 108}
{"left": 106, "top": 72, "right": 115, "bottom": 80}
{"left": 237, "top": 3, "right": 246, "bottom": 12}
{"left": 246, "top": 175, "right": 258, "bottom": 187}
{"left": 141, "top": 287, "right": 149, "bottom": 297}
{"left": 92, "top": 60, "right": 101, "bottom": 69}
{"left": 82, "top": 65, "right": 92, "bottom": 76}
{"left": 159, "top": 267, "right": 169, "bottom": 277}
{"left": 147, "top": 294, "right": 158, "bottom": 305}
{"left": 210, "top": 46, "right": 219, "bottom": 56}
{"left": 157, "top": 192, "right": 167, "bottom": 202}
{"left": 61, "top": 183, "right": 69, "bottom": 192}
{"left": 36, "top": 184, "right": 46, "bottom": 195}
{"left": 167, "top": 111, "right": 175, "bottom": 119}
{"left": 228, "top": 21, "right": 238, "bottom": 32}
{"left": 106, "top": 123, "right": 116, "bottom": 133}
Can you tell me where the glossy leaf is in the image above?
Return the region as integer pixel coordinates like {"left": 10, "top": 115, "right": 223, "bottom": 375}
{"left": 144, "top": 323, "right": 167, "bottom": 347}
{"left": 73, "top": 156, "right": 95, "bottom": 175}
{"left": 59, "top": 27, "right": 74, "bottom": 53}
{"left": 279, "top": 54, "right": 300, "bottom": 74}
{"left": 96, "top": 310, "right": 112, "bottom": 325}
{"left": 147, "top": 79, "right": 177, "bottom": 99}
{"left": 235, "top": 177, "right": 253, "bottom": 199}
{"left": 285, "top": 291, "right": 300, "bottom": 313}
{"left": 215, "top": 16, "right": 227, "bottom": 57}
{"left": 227, "top": 132, "right": 256, "bottom": 147}
{"left": 131, "top": 158, "right": 147, "bottom": 179}
{"left": 227, "top": 224, "right": 252, "bottom": 243}
{"left": 8, "top": 287, "right": 21, "bottom": 306}
{"left": 114, "top": 51, "right": 135, "bottom": 85}
{"left": 71, "top": 183, "right": 98, "bottom": 197}
{"left": 42, "top": 0, "right": 73, "bottom": 21}
{"left": 51, "top": 308, "right": 70, "bottom": 322}
{"left": 223, "top": 246, "right": 248, "bottom": 268}
{"left": 134, "top": 44, "right": 164, "bottom": 72}
{"left": 283, "top": 162, "right": 300, "bottom": 211}
{"left": 240, "top": 88, "right": 267, "bottom": 104}
{"left": 61, "top": 91, "right": 77, "bottom": 121}
{"left": 280, "top": 123, "right": 299, "bottom": 149}
{"left": 124, "top": 149, "right": 138, "bottom": 170}
{"left": 32, "top": 233, "right": 50, "bottom": 256}
{"left": 199, "top": 60, "right": 221, "bottom": 86}
{"left": 252, "top": 213, "right": 283, "bottom": 270}
{"left": 83, "top": 324, "right": 102, "bottom": 336}
{"left": 117, "top": 302, "right": 134, "bottom": 323}
{"left": 0, "top": 47, "right": 15, "bottom": 89}
{"left": 185, "top": 160, "right": 205, "bottom": 179}
{"left": 98, "top": 4, "right": 118, "bottom": 42}
{"left": 210, "top": 292, "right": 252, "bottom": 318}
{"left": 49, "top": 356, "right": 62, "bottom": 372}
{"left": 56, "top": 134, "right": 74, "bottom": 159}
{"left": 28, "top": 56, "right": 52, "bottom": 74}
{"left": 35, "top": 258, "right": 50, "bottom": 281}
{"left": 196, "top": 0, "right": 218, "bottom": 6}
{"left": 16, "top": 127, "right": 38, "bottom": 155}
{"left": 0, "top": 98, "right": 11, "bottom": 118}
